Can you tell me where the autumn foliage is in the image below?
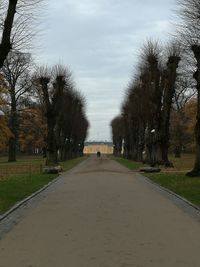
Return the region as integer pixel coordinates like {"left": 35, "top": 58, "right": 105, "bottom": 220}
{"left": 18, "top": 106, "right": 47, "bottom": 153}
{"left": 0, "top": 63, "right": 89, "bottom": 164}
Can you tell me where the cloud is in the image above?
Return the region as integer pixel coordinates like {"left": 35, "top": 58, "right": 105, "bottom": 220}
{"left": 36, "top": 0, "right": 177, "bottom": 141}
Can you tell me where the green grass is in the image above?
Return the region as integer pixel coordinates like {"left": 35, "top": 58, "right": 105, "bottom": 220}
{"left": 0, "top": 173, "right": 57, "bottom": 214}
{"left": 0, "top": 155, "right": 88, "bottom": 176}
{"left": 146, "top": 172, "right": 200, "bottom": 206}
{"left": 112, "top": 156, "right": 146, "bottom": 170}
{"left": 0, "top": 156, "right": 87, "bottom": 214}
{"left": 0, "top": 155, "right": 45, "bottom": 165}
{"left": 0, "top": 155, "right": 45, "bottom": 176}
{"left": 60, "top": 156, "right": 88, "bottom": 171}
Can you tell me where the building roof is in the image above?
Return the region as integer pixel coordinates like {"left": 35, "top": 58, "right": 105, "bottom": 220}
{"left": 84, "top": 141, "right": 113, "bottom": 146}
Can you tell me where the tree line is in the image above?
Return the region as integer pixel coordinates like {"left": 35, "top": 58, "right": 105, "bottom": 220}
{"left": 0, "top": 0, "right": 89, "bottom": 166}
{"left": 111, "top": 0, "right": 200, "bottom": 176}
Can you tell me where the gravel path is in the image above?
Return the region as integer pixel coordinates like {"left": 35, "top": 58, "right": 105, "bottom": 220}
{"left": 0, "top": 155, "right": 200, "bottom": 267}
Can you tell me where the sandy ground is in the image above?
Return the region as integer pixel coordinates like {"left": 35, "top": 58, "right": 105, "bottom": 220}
{"left": 0, "top": 155, "right": 200, "bottom": 267}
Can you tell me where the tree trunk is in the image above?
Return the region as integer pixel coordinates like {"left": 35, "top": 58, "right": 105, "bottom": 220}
{"left": 147, "top": 57, "right": 163, "bottom": 165}
{"left": 123, "top": 135, "right": 130, "bottom": 159}
{"left": 174, "top": 146, "right": 181, "bottom": 158}
{"left": 45, "top": 115, "right": 58, "bottom": 166}
{"left": 58, "top": 146, "right": 65, "bottom": 161}
{"left": 161, "top": 56, "right": 180, "bottom": 167}
{"left": 8, "top": 93, "right": 17, "bottom": 162}
{"left": 0, "top": 0, "right": 18, "bottom": 68}
{"left": 42, "top": 147, "right": 47, "bottom": 158}
{"left": 187, "top": 88, "right": 200, "bottom": 176}
{"left": 39, "top": 77, "right": 61, "bottom": 167}
{"left": 187, "top": 45, "right": 200, "bottom": 176}
{"left": 136, "top": 122, "right": 145, "bottom": 162}
{"left": 145, "top": 127, "right": 152, "bottom": 164}
{"left": 8, "top": 137, "right": 16, "bottom": 161}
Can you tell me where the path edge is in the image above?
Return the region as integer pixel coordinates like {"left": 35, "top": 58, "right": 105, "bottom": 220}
{"left": 0, "top": 157, "right": 89, "bottom": 223}
{"left": 138, "top": 172, "right": 200, "bottom": 213}
{"left": 0, "top": 175, "right": 61, "bottom": 223}
{"left": 112, "top": 158, "right": 200, "bottom": 213}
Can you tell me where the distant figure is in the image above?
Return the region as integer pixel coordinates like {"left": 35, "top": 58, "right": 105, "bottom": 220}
{"left": 97, "top": 151, "right": 101, "bottom": 157}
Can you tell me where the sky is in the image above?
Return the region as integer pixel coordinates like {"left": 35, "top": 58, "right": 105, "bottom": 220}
{"left": 35, "top": 0, "right": 177, "bottom": 141}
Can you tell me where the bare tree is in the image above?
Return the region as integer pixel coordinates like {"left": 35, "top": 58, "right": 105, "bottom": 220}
{"left": 34, "top": 65, "right": 89, "bottom": 165}
{"left": 1, "top": 51, "right": 33, "bottom": 161}
{"left": 0, "top": 0, "right": 18, "bottom": 67}
{"left": 111, "top": 116, "right": 124, "bottom": 157}
{"left": 121, "top": 81, "right": 146, "bottom": 161}
{"left": 35, "top": 65, "right": 70, "bottom": 166}
{"left": 172, "top": 68, "right": 196, "bottom": 157}
{"left": 0, "top": 0, "right": 43, "bottom": 68}
{"left": 160, "top": 41, "right": 181, "bottom": 166}
{"left": 177, "top": 0, "right": 200, "bottom": 176}
{"left": 111, "top": 40, "right": 180, "bottom": 167}
{"left": 140, "top": 40, "right": 163, "bottom": 166}
{"left": 58, "top": 90, "right": 89, "bottom": 160}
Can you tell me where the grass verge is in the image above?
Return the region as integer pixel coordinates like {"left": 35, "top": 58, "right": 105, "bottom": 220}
{"left": 0, "top": 173, "right": 57, "bottom": 214}
{"left": 0, "top": 156, "right": 87, "bottom": 214}
{"left": 111, "top": 156, "right": 146, "bottom": 170}
{"left": 60, "top": 156, "right": 88, "bottom": 171}
{"left": 145, "top": 172, "right": 200, "bottom": 207}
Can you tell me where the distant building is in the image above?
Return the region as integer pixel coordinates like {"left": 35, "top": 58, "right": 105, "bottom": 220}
{"left": 84, "top": 142, "right": 113, "bottom": 154}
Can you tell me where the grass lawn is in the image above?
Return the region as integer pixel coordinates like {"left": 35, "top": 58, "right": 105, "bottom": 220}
{"left": 168, "top": 154, "right": 195, "bottom": 171}
{"left": 111, "top": 156, "right": 146, "bottom": 170}
{"left": 0, "top": 155, "right": 88, "bottom": 176}
{"left": 0, "top": 155, "right": 46, "bottom": 176}
{"left": 145, "top": 172, "right": 200, "bottom": 206}
{"left": 0, "top": 155, "right": 45, "bottom": 165}
{"left": 60, "top": 156, "right": 88, "bottom": 171}
{"left": 0, "top": 156, "right": 87, "bottom": 214}
{"left": 112, "top": 154, "right": 200, "bottom": 207}
{"left": 0, "top": 173, "right": 57, "bottom": 214}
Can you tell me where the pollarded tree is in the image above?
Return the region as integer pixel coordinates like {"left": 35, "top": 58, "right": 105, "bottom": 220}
{"left": 140, "top": 40, "right": 163, "bottom": 166}
{"left": 140, "top": 40, "right": 181, "bottom": 166}
{"left": 160, "top": 42, "right": 181, "bottom": 166}
{"left": 177, "top": 0, "right": 200, "bottom": 176}
{"left": 35, "top": 65, "right": 72, "bottom": 166}
{"left": 112, "top": 40, "right": 181, "bottom": 167}
{"left": 121, "top": 82, "right": 146, "bottom": 161}
{"left": 56, "top": 88, "right": 75, "bottom": 161}
{"left": 121, "top": 103, "right": 130, "bottom": 159}
{"left": 56, "top": 89, "right": 89, "bottom": 160}
{"left": 70, "top": 94, "right": 89, "bottom": 158}
{"left": 78, "top": 116, "right": 89, "bottom": 156}
{"left": 64, "top": 91, "right": 88, "bottom": 159}
{"left": 111, "top": 115, "right": 124, "bottom": 157}
{"left": 71, "top": 111, "right": 89, "bottom": 158}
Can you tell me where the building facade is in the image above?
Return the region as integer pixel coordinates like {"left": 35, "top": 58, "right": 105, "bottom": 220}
{"left": 84, "top": 142, "right": 113, "bottom": 154}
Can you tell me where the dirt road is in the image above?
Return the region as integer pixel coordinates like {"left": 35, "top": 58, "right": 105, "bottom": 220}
{"left": 0, "top": 155, "right": 200, "bottom": 267}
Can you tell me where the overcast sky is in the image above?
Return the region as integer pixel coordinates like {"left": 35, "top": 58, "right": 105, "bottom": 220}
{"left": 35, "top": 0, "right": 177, "bottom": 141}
